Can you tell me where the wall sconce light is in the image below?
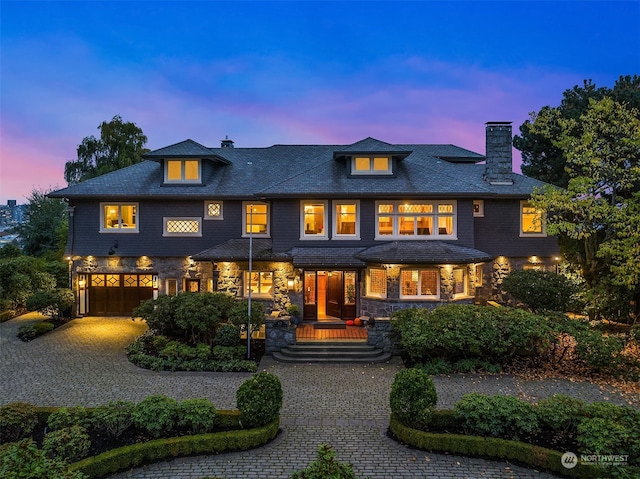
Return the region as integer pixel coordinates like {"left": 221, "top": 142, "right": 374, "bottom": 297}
{"left": 108, "top": 240, "right": 119, "bottom": 256}
{"left": 287, "top": 279, "right": 295, "bottom": 290}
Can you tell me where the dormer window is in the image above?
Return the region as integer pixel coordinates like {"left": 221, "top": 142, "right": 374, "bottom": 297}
{"left": 351, "top": 156, "right": 392, "bottom": 175}
{"left": 165, "top": 159, "right": 201, "bottom": 183}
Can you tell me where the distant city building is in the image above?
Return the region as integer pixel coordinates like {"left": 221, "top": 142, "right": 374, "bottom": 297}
{"left": 0, "top": 200, "right": 25, "bottom": 227}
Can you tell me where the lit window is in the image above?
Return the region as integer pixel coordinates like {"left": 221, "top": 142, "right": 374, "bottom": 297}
{"left": 453, "top": 267, "right": 467, "bottom": 296}
{"left": 400, "top": 270, "right": 439, "bottom": 299}
{"left": 367, "top": 268, "right": 387, "bottom": 298}
{"left": 375, "top": 201, "right": 456, "bottom": 239}
{"left": 101, "top": 203, "right": 138, "bottom": 232}
{"left": 165, "top": 159, "right": 201, "bottom": 183}
{"left": 244, "top": 271, "right": 274, "bottom": 298}
{"left": 243, "top": 202, "right": 269, "bottom": 236}
{"left": 301, "top": 201, "right": 327, "bottom": 238}
{"left": 163, "top": 217, "right": 202, "bottom": 236}
{"left": 520, "top": 201, "right": 546, "bottom": 236}
{"left": 344, "top": 272, "right": 357, "bottom": 304}
{"left": 473, "top": 200, "right": 484, "bottom": 217}
{"left": 205, "top": 201, "right": 223, "bottom": 220}
{"left": 352, "top": 156, "right": 391, "bottom": 175}
{"left": 334, "top": 201, "right": 359, "bottom": 238}
{"left": 166, "top": 279, "right": 178, "bottom": 296}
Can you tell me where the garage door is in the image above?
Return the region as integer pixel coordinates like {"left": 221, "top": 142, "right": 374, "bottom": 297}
{"left": 88, "top": 274, "right": 154, "bottom": 316}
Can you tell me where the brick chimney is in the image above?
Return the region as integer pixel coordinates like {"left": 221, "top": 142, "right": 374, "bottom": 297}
{"left": 484, "top": 122, "right": 513, "bottom": 185}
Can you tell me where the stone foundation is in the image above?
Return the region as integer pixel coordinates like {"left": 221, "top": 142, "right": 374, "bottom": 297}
{"left": 264, "top": 318, "right": 296, "bottom": 353}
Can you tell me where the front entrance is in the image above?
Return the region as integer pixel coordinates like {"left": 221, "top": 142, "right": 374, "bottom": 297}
{"left": 303, "top": 270, "right": 357, "bottom": 321}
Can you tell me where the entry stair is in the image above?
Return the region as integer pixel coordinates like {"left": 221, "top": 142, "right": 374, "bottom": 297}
{"left": 272, "top": 341, "right": 391, "bottom": 364}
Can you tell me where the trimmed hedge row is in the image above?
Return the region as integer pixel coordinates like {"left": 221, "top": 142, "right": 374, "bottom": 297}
{"left": 389, "top": 415, "right": 602, "bottom": 478}
{"left": 69, "top": 418, "right": 280, "bottom": 478}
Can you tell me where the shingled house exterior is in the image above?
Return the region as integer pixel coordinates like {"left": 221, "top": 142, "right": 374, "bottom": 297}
{"left": 50, "top": 122, "right": 559, "bottom": 321}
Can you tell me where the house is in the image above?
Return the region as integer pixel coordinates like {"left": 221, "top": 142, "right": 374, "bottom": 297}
{"left": 49, "top": 122, "right": 559, "bottom": 320}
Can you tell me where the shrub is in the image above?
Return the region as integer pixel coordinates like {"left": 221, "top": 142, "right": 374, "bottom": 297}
{"left": 132, "top": 395, "right": 179, "bottom": 438}
{"left": 0, "top": 402, "right": 39, "bottom": 443}
{"left": 212, "top": 345, "right": 245, "bottom": 361}
{"left": 454, "top": 393, "right": 539, "bottom": 441}
{"left": 389, "top": 369, "right": 437, "bottom": 429}
{"left": 17, "top": 321, "right": 55, "bottom": 341}
{"left": 42, "top": 426, "right": 91, "bottom": 463}
{"left": 536, "top": 395, "right": 585, "bottom": 443}
{"left": 177, "top": 398, "right": 218, "bottom": 434}
{"left": 418, "top": 358, "right": 452, "bottom": 375}
{"left": 236, "top": 372, "right": 283, "bottom": 428}
{"left": 0, "top": 439, "right": 87, "bottom": 479}
{"left": 214, "top": 322, "right": 241, "bottom": 346}
{"left": 290, "top": 444, "right": 361, "bottom": 479}
{"left": 391, "top": 304, "right": 552, "bottom": 364}
{"left": 573, "top": 329, "right": 626, "bottom": 371}
{"left": 25, "top": 288, "right": 73, "bottom": 319}
{"left": 229, "top": 299, "right": 266, "bottom": 332}
{"left": 47, "top": 406, "right": 91, "bottom": 431}
{"left": 502, "top": 269, "right": 579, "bottom": 313}
{"left": 92, "top": 400, "right": 135, "bottom": 439}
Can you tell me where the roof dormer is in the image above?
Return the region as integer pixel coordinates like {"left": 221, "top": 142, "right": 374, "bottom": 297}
{"left": 333, "top": 137, "right": 411, "bottom": 177}
{"left": 142, "top": 139, "right": 231, "bottom": 185}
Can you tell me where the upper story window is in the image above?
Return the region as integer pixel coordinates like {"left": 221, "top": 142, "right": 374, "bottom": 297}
{"left": 376, "top": 201, "right": 456, "bottom": 239}
{"left": 163, "top": 217, "right": 202, "bottom": 237}
{"left": 367, "top": 268, "right": 387, "bottom": 298}
{"left": 243, "top": 202, "right": 269, "bottom": 237}
{"left": 473, "top": 200, "right": 484, "bottom": 217}
{"left": 334, "top": 201, "right": 359, "bottom": 238}
{"left": 100, "top": 203, "right": 138, "bottom": 233}
{"left": 400, "top": 269, "right": 439, "bottom": 299}
{"left": 351, "top": 156, "right": 392, "bottom": 175}
{"left": 520, "top": 201, "right": 546, "bottom": 236}
{"left": 165, "top": 159, "right": 201, "bottom": 183}
{"left": 204, "top": 200, "right": 223, "bottom": 220}
{"left": 301, "top": 201, "right": 327, "bottom": 239}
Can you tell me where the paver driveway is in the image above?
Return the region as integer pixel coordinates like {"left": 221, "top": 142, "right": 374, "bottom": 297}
{"left": 1, "top": 314, "right": 634, "bottom": 478}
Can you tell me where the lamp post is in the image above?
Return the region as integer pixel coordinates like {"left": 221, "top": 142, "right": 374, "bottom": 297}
{"left": 247, "top": 204, "right": 253, "bottom": 359}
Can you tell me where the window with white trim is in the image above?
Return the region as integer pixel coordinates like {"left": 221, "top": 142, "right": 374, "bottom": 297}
{"left": 244, "top": 271, "right": 274, "bottom": 298}
{"left": 100, "top": 203, "right": 138, "bottom": 232}
{"left": 165, "top": 159, "right": 201, "bottom": 183}
{"left": 333, "top": 201, "right": 359, "bottom": 238}
{"left": 473, "top": 200, "right": 484, "bottom": 217}
{"left": 520, "top": 201, "right": 546, "bottom": 236}
{"left": 351, "top": 156, "right": 392, "bottom": 175}
{"left": 400, "top": 269, "right": 439, "bottom": 299}
{"left": 163, "top": 217, "right": 202, "bottom": 237}
{"left": 243, "top": 202, "right": 269, "bottom": 236}
{"left": 301, "top": 201, "right": 327, "bottom": 239}
{"left": 204, "top": 200, "right": 223, "bottom": 220}
{"left": 375, "top": 201, "right": 456, "bottom": 239}
{"left": 367, "top": 268, "right": 387, "bottom": 298}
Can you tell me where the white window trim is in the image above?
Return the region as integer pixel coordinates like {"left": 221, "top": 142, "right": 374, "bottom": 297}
{"left": 366, "top": 268, "right": 387, "bottom": 299}
{"left": 399, "top": 269, "right": 440, "bottom": 300}
{"left": 300, "top": 200, "right": 329, "bottom": 240}
{"left": 164, "top": 158, "right": 202, "bottom": 184}
{"left": 204, "top": 200, "right": 224, "bottom": 220}
{"left": 99, "top": 202, "right": 139, "bottom": 233}
{"left": 242, "top": 201, "right": 270, "bottom": 238}
{"left": 473, "top": 200, "right": 484, "bottom": 217}
{"left": 350, "top": 156, "right": 392, "bottom": 175}
{"left": 374, "top": 200, "right": 457, "bottom": 240}
{"left": 162, "top": 217, "right": 202, "bottom": 237}
{"left": 332, "top": 200, "right": 360, "bottom": 240}
{"left": 519, "top": 200, "right": 547, "bottom": 237}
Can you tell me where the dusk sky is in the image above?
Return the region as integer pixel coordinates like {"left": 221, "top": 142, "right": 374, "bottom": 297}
{"left": 1, "top": 1, "right": 638, "bottom": 205}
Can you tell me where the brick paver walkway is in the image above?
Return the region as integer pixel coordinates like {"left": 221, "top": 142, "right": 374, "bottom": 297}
{"left": 1, "top": 315, "right": 635, "bottom": 478}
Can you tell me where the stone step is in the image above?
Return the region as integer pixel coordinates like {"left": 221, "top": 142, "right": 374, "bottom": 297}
{"left": 272, "top": 342, "right": 391, "bottom": 364}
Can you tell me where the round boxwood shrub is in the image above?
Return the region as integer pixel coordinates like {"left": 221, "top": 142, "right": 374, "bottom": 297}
{"left": 236, "top": 372, "right": 283, "bottom": 428}
{"left": 0, "top": 402, "right": 39, "bottom": 443}
{"left": 47, "top": 406, "right": 91, "bottom": 431}
{"left": 177, "top": 398, "right": 218, "bottom": 434}
{"left": 502, "top": 269, "right": 579, "bottom": 313}
{"left": 389, "top": 369, "right": 437, "bottom": 429}
{"left": 131, "top": 395, "right": 179, "bottom": 438}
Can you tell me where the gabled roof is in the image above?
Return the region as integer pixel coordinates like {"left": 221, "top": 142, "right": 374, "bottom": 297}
{"left": 355, "top": 241, "right": 492, "bottom": 264}
{"left": 333, "top": 137, "right": 412, "bottom": 159}
{"left": 143, "top": 139, "right": 231, "bottom": 164}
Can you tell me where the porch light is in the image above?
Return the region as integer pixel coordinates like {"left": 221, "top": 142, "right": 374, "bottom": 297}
{"left": 287, "top": 279, "right": 295, "bottom": 290}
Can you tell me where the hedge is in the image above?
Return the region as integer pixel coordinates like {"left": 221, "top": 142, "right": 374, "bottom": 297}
{"left": 69, "top": 417, "right": 280, "bottom": 478}
{"left": 389, "top": 414, "right": 607, "bottom": 478}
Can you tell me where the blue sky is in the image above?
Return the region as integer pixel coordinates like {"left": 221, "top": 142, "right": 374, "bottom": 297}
{"left": 1, "top": 0, "right": 639, "bottom": 204}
